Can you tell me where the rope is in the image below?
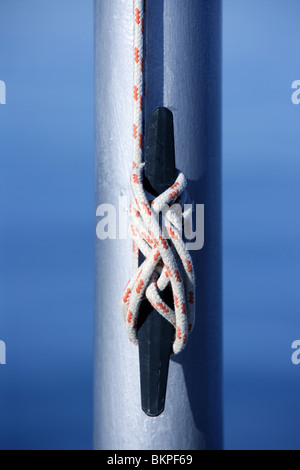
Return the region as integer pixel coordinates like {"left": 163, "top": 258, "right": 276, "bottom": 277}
{"left": 132, "top": 0, "right": 144, "bottom": 168}
{"left": 121, "top": 0, "right": 195, "bottom": 354}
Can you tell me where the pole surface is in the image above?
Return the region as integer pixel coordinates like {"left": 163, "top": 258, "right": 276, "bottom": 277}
{"left": 94, "top": 0, "right": 222, "bottom": 450}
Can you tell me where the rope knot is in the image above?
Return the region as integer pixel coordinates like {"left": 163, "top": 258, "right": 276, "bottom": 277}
{"left": 121, "top": 163, "right": 195, "bottom": 354}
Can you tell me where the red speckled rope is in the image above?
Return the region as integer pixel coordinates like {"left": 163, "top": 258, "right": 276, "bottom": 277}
{"left": 121, "top": 0, "right": 195, "bottom": 354}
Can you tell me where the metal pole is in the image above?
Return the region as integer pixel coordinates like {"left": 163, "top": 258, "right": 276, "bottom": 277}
{"left": 94, "top": 0, "right": 222, "bottom": 450}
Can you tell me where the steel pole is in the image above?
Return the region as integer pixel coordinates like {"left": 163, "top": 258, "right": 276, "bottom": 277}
{"left": 94, "top": 0, "right": 222, "bottom": 450}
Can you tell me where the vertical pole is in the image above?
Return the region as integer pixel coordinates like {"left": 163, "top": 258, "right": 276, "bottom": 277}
{"left": 94, "top": 0, "right": 222, "bottom": 450}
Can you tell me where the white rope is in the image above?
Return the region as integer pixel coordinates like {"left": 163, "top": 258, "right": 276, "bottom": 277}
{"left": 133, "top": 0, "right": 144, "bottom": 167}
{"left": 121, "top": 0, "right": 195, "bottom": 354}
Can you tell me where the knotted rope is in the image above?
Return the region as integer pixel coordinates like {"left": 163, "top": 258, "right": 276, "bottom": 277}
{"left": 121, "top": 0, "right": 195, "bottom": 354}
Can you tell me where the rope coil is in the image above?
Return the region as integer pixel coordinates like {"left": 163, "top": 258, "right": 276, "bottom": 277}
{"left": 121, "top": 0, "right": 195, "bottom": 354}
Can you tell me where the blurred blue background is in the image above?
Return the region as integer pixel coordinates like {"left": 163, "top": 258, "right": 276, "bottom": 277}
{"left": 0, "top": 0, "right": 300, "bottom": 450}
{"left": 223, "top": 0, "right": 300, "bottom": 450}
{"left": 0, "top": 0, "right": 94, "bottom": 450}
